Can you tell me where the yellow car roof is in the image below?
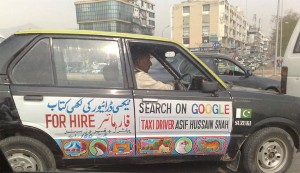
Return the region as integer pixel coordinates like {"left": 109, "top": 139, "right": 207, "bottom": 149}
{"left": 16, "top": 29, "right": 172, "bottom": 42}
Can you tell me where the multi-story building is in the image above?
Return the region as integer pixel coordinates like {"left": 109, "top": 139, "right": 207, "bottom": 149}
{"left": 129, "top": 0, "right": 155, "bottom": 35}
{"left": 247, "top": 26, "right": 265, "bottom": 57}
{"left": 171, "top": 0, "right": 249, "bottom": 53}
{"left": 74, "top": 0, "right": 155, "bottom": 35}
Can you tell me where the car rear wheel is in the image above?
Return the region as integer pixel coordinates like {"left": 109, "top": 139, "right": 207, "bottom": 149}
{"left": 0, "top": 136, "right": 56, "bottom": 172}
{"left": 242, "top": 127, "right": 294, "bottom": 173}
{"left": 266, "top": 88, "right": 279, "bottom": 93}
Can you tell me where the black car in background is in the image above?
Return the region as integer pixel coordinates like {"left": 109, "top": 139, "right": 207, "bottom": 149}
{"left": 195, "top": 53, "right": 280, "bottom": 92}
{"left": 150, "top": 53, "right": 280, "bottom": 92}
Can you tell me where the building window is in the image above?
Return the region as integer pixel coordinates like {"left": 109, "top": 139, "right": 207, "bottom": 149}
{"left": 202, "top": 15, "right": 210, "bottom": 24}
{"left": 147, "top": 3, "right": 153, "bottom": 10}
{"left": 183, "top": 16, "right": 190, "bottom": 26}
{"left": 202, "top": 37, "right": 209, "bottom": 43}
{"left": 202, "top": 26, "right": 209, "bottom": 36}
{"left": 183, "top": 27, "right": 189, "bottom": 37}
{"left": 149, "top": 20, "right": 155, "bottom": 26}
{"left": 149, "top": 12, "right": 155, "bottom": 18}
{"left": 224, "top": 25, "right": 228, "bottom": 36}
{"left": 183, "top": 38, "right": 190, "bottom": 44}
{"left": 203, "top": 4, "right": 210, "bottom": 12}
{"left": 183, "top": 6, "right": 190, "bottom": 13}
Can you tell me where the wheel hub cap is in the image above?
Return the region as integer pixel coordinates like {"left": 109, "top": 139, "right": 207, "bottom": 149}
{"left": 7, "top": 151, "right": 39, "bottom": 172}
{"left": 257, "top": 140, "right": 287, "bottom": 171}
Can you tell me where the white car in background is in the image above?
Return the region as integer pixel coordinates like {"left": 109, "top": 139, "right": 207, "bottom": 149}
{"left": 281, "top": 19, "right": 300, "bottom": 97}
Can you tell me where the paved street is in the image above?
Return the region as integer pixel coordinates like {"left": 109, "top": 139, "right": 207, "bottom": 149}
{"left": 59, "top": 152, "right": 300, "bottom": 172}
{"left": 253, "top": 61, "right": 281, "bottom": 81}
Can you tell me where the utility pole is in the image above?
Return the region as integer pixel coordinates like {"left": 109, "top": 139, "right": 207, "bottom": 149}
{"left": 279, "top": 0, "right": 284, "bottom": 74}
{"left": 274, "top": 0, "right": 280, "bottom": 75}
{"left": 161, "top": 25, "right": 170, "bottom": 37}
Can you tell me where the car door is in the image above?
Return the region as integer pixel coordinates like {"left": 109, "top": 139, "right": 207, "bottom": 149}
{"left": 9, "top": 36, "right": 135, "bottom": 163}
{"left": 127, "top": 40, "right": 233, "bottom": 156}
{"left": 216, "top": 58, "right": 257, "bottom": 88}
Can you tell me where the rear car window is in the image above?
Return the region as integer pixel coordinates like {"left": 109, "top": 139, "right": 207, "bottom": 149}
{"left": 12, "top": 38, "right": 54, "bottom": 85}
{"left": 52, "top": 39, "right": 124, "bottom": 88}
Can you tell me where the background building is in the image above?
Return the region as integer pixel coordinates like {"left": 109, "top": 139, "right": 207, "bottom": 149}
{"left": 74, "top": 0, "right": 155, "bottom": 35}
{"left": 247, "top": 26, "right": 265, "bottom": 57}
{"left": 171, "top": 0, "right": 249, "bottom": 53}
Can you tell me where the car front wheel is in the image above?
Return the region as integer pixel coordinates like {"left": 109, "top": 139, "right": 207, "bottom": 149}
{"left": 0, "top": 136, "right": 56, "bottom": 172}
{"left": 242, "top": 127, "right": 294, "bottom": 173}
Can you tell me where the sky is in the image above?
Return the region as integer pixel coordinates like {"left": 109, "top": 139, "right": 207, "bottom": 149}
{"left": 0, "top": 0, "right": 299, "bottom": 38}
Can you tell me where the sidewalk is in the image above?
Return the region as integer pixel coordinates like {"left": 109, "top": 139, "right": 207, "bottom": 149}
{"left": 253, "top": 63, "right": 281, "bottom": 81}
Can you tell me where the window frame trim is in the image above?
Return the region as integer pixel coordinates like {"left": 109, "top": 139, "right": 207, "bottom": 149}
{"left": 8, "top": 37, "right": 55, "bottom": 86}
{"left": 124, "top": 39, "right": 220, "bottom": 90}
{"left": 8, "top": 34, "right": 129, "bottom": 89}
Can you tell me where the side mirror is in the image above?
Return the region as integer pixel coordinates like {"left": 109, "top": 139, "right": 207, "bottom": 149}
{"left": 245, "top": 69, "right": 253, "bottom": 77}
{"left": 201, "top": 80, "right": 219, "bottom": 93}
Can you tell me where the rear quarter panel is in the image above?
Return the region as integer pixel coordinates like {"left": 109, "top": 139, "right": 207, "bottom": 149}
{"left": 283, "top": 19, "right": 300, "bottom": 97}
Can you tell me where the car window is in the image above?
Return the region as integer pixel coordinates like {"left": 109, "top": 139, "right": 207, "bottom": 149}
{"left": 216, "top": 58, "right": 245, "bottom": 76}
{"left": 11, "top": 38, "right": 54, "bottom": 85}
{"left": 52, "top": 39, "right": 124, "bottom": 88}
{"left": 149, "top": 52, "right": 205, "bottom": 83}
{"left": 294, "top": 33, "right": 300, "bottom": 53}
{"left": 172, "top": 53, "right": 204, "bottom": 76}
{"left": 198, "top": 57, "right": 215, "bottom": 71}
{"left": 149, "top": 57, "right": 174, "bottom": 82}
{"left": 129, "top": 42, "right": 208, "bottom": 91}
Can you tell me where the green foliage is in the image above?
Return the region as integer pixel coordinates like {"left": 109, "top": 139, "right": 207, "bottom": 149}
{"left": 270, "top": 10, "right": 300, "bottom": 57}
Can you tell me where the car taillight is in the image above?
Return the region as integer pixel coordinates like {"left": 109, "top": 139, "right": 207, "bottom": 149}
{"left": 281, "top": 66, "right": 288, "bottom": 94}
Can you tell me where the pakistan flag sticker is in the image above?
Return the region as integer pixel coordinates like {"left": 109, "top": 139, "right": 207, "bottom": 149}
{"left": 236, "top": 108, "right": 252, "bottom": 118}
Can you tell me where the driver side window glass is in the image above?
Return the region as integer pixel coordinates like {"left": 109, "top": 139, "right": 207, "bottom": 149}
{"left": 149, "top": 57, "right": 174, "bottom": 83}
{"left": 216, "top": 58, "right": 245, "bottom": 76}
{"left": 169, "top": 53, "right": 204, "bottom": 76}
{"left": 129, "top": 42, "right": 206, "bottom": 91}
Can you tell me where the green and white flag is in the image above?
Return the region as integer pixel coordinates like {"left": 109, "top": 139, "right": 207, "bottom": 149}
{"left": 236, "top": 108, "right": 252, "bottom": 118}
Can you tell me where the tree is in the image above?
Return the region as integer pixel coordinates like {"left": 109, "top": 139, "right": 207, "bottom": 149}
{"left": 270, "top": 10, "right": 299, "bottom": 57}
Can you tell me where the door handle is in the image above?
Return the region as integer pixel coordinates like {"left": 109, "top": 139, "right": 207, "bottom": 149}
{"left": 24, "top": 95, "right": 43, "bottom": 101}
{"left": 142, "top": 98, "right": 158, "bottom": 102}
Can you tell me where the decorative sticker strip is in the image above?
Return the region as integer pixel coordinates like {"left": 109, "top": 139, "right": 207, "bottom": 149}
{"left": 89, "top": 139, "right": 108, "bottom": 157}
{"left": 56, "top": 136, "right": 230, "bottom": 158}
{"left": 136, "top": 136, "right": 230, "bottom": 156}
{"left": 108, "top": 138, "right": 135, "bottom": 156}
{"left": 174, "top": 137, "right": 193, "bottom": 154}
{"left": 61, "top": 139, "right": 90, "bottom": 158}
{"left": 136, "top": 137, "right": 174, "bottom": 155}
{"left": 194, "top": 136, "right": 230, "bottom": 155}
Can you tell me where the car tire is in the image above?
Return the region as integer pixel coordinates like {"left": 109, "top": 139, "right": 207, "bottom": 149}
{"left": 0, "top": 136, "right": 56, "bottom": 172}
{"left": 266, "top": 88, "right": 279, "bottom": 93}
{"left": 242, "top": 127, "right": 294, "bottom": 173}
